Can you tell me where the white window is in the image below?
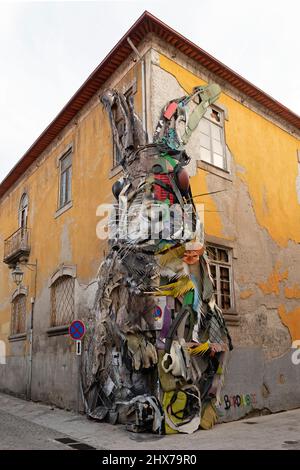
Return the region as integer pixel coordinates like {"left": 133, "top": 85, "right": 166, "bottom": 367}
{"left": 207, "top": 244, "right": 234, "bottom": 311}
{"left": 59, "top": 149, "right": 72, "bottom": 208}
{"left": 199, "top": 106, "right": 227, "bottom": 170}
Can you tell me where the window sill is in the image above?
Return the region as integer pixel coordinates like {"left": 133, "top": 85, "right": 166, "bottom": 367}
{"left": 109, "top": 164, "right": 122, "bottom": 179}
{"left": 8, "top": 333, "right": 27, "bottom": 342}
{"left": 197, "top": 160, "right": 232, "bottom": 181}
{"left": 47, "top": 325, "right": 69, "bottom": 337}
{"left": 223, "top": 311, "right": 240, "bottom": 326}
{"left": 54, "top": 201, "right": 73, "bottom": 219}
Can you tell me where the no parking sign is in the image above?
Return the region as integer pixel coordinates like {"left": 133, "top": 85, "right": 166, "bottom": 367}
{"left": 69, "top": 320, "right": 85, "bottom": 356}
{"left": 69, "top": 320, "right": 85, "bottom": 340}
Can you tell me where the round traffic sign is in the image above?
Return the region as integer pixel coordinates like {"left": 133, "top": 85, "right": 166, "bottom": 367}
{"left": 153, "top": 305, "right": 163, "bottom": 321}
{"left": 69, "top": 320, "right": 86, "bottom": 340}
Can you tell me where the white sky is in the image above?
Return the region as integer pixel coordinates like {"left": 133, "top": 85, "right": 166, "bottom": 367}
{"left": 0, "top": 0, "right": 299, "bottom": 183}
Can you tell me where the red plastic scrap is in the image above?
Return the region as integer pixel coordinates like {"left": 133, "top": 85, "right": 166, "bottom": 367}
{"left": 163, "top": 102, "right": 178, "bottom": 120}
{"left": 153, "top": 174, "right": 175, "bottom": 204}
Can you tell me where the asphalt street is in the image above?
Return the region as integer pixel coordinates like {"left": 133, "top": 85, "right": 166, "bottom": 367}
{"left": 0, "top": 408, "right": 70, "bottom": 450}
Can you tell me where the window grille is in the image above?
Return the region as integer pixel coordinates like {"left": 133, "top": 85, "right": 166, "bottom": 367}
{"left": 11, "top": 294, "right": 26, "bottom": 335}
{"left": 50, "top": 275, "right": 75, "bottom": 327}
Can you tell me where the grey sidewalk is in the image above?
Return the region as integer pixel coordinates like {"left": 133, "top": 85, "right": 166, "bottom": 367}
{"left": 0, "top": 392, "right": 299, "bottom": 450}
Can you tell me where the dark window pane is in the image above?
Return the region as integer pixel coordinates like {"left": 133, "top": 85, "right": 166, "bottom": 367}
{"left": 220, "top": 280, "right": 230, "bottom": 294}
{"left": 220, "top": 266, "right": 230, "bottom": 280}
{"left": 217, "top": 248, "right": 229, "bottom": 263}
{"left": 221, "top": 295, "right": 231, "bottom": 310}
{"left": 211, "top": 109, "right": 221, "bottom": 123}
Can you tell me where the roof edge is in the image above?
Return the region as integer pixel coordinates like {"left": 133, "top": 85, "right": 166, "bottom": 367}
{"left": 1, "top": 10, "right": 299, "bottom": 199}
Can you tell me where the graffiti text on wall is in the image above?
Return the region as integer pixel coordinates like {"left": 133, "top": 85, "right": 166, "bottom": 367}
{"left": 221, "top": 393, "right": 257, "bottom": 410}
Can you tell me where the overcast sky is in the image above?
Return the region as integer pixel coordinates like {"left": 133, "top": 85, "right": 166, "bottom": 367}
{"left": 0, "top": 0, "right": 299, "bottom": 183}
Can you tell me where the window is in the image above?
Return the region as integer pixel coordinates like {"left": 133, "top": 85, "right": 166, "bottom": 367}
{"left": 59, "top": 149, "right": 72, "bottom": 208}
{"left": 11, "top": 294, "right": 27, "bottom": 335}
{"left": 112, "top": 87, "right": 133, "bottom": 167}
{"left": 207, "top": 245, "right": 234, "bottom": 311}
{"left": 19, "top": 193, "right": 28, "bottom": 229}
{"left": 50, "top": 275, "right": 75, "bottom": 327}
{"left": 199, "top": 106, "right": 227, "bottom": 170}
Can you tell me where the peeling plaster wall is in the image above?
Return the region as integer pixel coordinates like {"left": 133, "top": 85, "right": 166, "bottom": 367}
{"left": 0, "top": 50, "right": 146, "bottom": 409}
{"left": 150, "top": 47, "right": 300, "bottom": 419}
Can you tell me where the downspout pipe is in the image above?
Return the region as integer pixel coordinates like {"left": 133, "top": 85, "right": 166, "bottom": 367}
{"left": 26, "top": 259, "right": 38, "bottom": 401}
{"left": 127, "top": 37, "right": 148, "bottom": 141}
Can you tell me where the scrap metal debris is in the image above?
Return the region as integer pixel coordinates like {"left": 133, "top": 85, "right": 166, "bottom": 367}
{"left": 81, "top": 83, "right": 232, "bottom": 434}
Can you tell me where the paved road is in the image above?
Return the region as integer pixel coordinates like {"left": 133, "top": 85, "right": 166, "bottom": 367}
{"left": 0, "top": 392, "right": 300, "bottom": 450}
{"left": 0, "top": 408, "right": 70, "bottom": 450}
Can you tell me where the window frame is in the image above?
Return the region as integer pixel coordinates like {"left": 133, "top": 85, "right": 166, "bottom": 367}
{"left": 48, "top": 265, "right": 76, "bottom": 332}
{"left": 19, "top": 193, "right": 29, "bottom": 230}
{"left": 11, "top": 289, "right": 27, "bottom": 336}
{"left": 199, "top": 105, "right": 227, "bottom": 171}
{"left": 58, "top": 147, "right": 72, "bottom": 210}
{"left": 206, "top": 243, "right": 235, "bottom": 313}
{"left": 50, "top": 275, "right": 75, "bottom": 328}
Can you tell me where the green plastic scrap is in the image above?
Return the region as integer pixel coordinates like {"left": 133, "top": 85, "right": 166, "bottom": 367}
{"left": 183, "top": 290, "right": 194, "bottom": 306}
{"left": 161, "top": 153, "right": 178, "bottom": 168}
{"left": 181, "top": 83, "right": 221, "bottom": 145}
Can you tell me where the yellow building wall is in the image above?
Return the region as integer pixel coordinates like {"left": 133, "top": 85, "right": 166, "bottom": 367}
{"left": 159, "top": 54, "right": 300, "bottom": 246}
{"left": 0, "top": 62, "right": 143, "bottom": 357}
{"left": 158, "top": 54, "right": 300, "bottom": 342}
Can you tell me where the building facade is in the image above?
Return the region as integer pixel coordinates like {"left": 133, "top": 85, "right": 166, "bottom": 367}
{"left": 0, "top": 12, "right": 299, "bottom": 420}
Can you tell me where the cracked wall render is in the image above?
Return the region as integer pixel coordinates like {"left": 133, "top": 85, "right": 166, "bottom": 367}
{"left": 151, "top": 51, "right": 300, "bottom": 362}
{"left": 157, "top": 53, "right": 300, "bottom": 247}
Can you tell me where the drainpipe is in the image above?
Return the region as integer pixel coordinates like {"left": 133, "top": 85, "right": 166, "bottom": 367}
{"left": 127, "top": 37, "right": 148, "bottom": 140}
{"left": 26, "top": 259, "right": 38, "bottom": 400}
{"left": 27, "top": 298, "right": 34, "bottom": 400}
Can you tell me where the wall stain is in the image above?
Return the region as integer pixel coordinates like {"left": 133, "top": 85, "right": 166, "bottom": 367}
{"left": 278, "top": 305, "right": 300, "bottom": 341}
{"left": 240, "top": 289, "right": 254, "bottom": 300}
{"left": 285, "top": 284, "right": 300, "bottom": 299}
{"left": 257, "top": 262, "right": 288, "bottom": 295}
